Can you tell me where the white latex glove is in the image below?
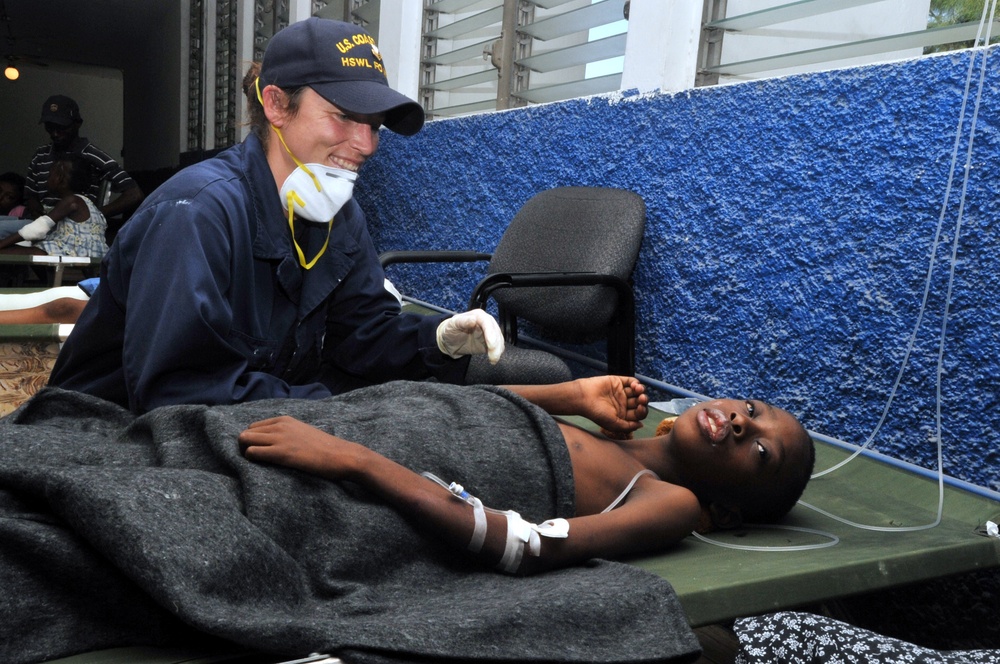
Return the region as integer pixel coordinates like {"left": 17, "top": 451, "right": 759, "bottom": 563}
{"left": 436, "top": 309, "right": 505, "bottom": 365}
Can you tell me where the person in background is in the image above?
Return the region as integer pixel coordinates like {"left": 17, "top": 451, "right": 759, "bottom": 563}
{"left": 0, "top": 154, "right": 108, "bottom": 259}
{"left": 0, "top": 277, "right": 96, "bottom": 325}
{"left": 49, "top": 18, "right": 504, "bottom": 413}
{"left": 0, "top": 285, "right": 89, "bottom": 324}
{"left": 0, "top": 172, "right": 26, "bottom": 220}
{"left": 23, "top": 94, "right": 144, "bottom": 224}
{"left": 0, "top": 171, "right": 29, "bottom": 241}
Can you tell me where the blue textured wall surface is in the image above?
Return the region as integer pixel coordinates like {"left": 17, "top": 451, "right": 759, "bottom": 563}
{"left": 355, "top": 49, "right": 1000, "bottom": 492}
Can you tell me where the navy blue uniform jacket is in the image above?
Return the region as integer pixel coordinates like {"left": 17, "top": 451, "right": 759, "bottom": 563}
{"left": 50, "top": 134, "right": 465, "bottom": 412}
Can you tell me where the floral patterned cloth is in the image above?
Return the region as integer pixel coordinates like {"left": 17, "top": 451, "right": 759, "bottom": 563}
{"left": 735, "top": 611, "right": 1000, "bottom": 663}
{"left": 821, "top": 569, "right": 1000, "bottom": 651}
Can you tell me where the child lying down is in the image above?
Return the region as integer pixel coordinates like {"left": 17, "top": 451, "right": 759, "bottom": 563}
{"left": 0, "top": 377, "right": 812, "bottom": 663}
{"left": 0, "top": 278, "right": 96, "bottom": 324}
{"left": 239, "top": 375, "right": 815, "bottom": 576}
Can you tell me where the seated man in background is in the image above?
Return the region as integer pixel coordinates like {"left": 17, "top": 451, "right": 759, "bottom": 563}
{"left": 23, "top": 94, "right": 144, "bottom": 224}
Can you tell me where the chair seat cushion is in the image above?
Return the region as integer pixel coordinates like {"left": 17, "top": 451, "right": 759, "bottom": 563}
{"left": 465, "top": 345, "right": 573, "bottom": 385}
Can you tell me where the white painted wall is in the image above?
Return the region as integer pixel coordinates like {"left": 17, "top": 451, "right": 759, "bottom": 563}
{"left": 622, "top": 1, "right": 702, "bottom": 93}
{"left": 378, "top": 0, "right": 423, "bottom": 102}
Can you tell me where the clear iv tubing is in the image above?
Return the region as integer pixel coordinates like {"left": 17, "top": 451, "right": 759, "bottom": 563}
{"left": 695, "top": 5, "right": 998, "bottom": 550}
{"left": 692, "top": 526, "right": 839, "bottom": 552}
{"left": 802, "top": 0, "right": 997, "bottom": 534}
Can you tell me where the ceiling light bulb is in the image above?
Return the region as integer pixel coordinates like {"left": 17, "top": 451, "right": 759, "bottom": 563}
{"left": 4, "top": 65, "right": 18, "bottom": 81}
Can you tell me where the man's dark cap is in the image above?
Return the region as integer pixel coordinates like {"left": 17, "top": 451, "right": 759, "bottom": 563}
{"left": 259, "top": 18, "right": 424, "bottom": 136}
{"left": 40, "top": 95, "right": 82, "bottom": 126}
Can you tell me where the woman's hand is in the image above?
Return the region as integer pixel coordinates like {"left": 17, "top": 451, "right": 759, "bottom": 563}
{"left": 239, "top": 415, "right": 364, "bottom": 480}
{"left": 577, "top": 376, "right": 648, "bottom": 433}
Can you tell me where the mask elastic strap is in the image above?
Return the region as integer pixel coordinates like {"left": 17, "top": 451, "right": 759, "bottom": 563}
{"left": 286, "top": 190, "right": 333, "bottom": 270}
{"left": 258, "top": 77, "right": 332, "bottom": 270}
{"left": 258, "top": 78, "right": 323, "bottom": 194}
{"left": 274, "top": 127, "right": 322, "bottom": 193}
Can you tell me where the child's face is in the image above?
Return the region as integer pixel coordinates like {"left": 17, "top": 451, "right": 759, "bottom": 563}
{"left": 0, "top": 182, "right": 20, "bottom": 215}
{"left": 664, "top": 398, "right": 809, "bottom": 506}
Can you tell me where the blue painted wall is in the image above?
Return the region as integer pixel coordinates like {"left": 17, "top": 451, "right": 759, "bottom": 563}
{"left": 355, "top": 48, "right": 1000, "bottom": 493}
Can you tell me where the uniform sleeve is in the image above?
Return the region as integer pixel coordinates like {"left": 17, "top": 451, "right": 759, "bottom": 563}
{"left": 112, "top": 198, "right": 330, "bottom": 412}
{"left": 319, "top": 205, "right": 469, "bottom": 392}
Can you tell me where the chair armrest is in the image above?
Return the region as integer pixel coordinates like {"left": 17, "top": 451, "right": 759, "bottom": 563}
{"left": 468, "top": 271, "right": 634, "bottom": 320}
{"left": 379, "top": 250, "right": 492, "bottom": 269}
{"left": 469, "top": 271, "right": 636, "bottom": 376}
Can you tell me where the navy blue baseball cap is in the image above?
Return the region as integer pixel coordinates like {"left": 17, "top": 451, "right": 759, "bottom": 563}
{"left": 40, "top": 95, "right": 82, "bottom": 126}
{"left": 260, "top": 18, "right": 424, "bottom": 136}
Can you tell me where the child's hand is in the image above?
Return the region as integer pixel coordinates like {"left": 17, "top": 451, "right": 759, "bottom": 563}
{"left": 239, "top": 415, "right": 361, "bottom": 480}
{"left": 579, "top": 376, "right": 648, "bottom": 433}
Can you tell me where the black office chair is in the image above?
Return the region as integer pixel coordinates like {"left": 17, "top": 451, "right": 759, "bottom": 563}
{"left": 381, "top": 186, "right": 646, "bottom": 385}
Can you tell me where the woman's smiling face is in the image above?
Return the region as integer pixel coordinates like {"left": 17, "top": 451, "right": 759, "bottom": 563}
{"left": 262, "top": 85, "right": 385, "bottom": 189}
{"left": 277, "top": 87, "right": 383, "bottom": 173}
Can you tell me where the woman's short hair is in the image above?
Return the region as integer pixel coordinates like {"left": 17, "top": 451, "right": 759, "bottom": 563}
{"left": 241, "top": 61, "right": 307, "bottom": 146}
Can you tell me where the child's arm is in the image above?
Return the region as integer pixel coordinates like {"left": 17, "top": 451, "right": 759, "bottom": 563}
{"left": 0, "top": 232, "right": 27, "bottom": 250}
{"left": 0, "top": 196, "right": 84, "bottom": 249}
{"left": 503, "top": 376, "right": 648, "bottom": 434}
{"left": 240, "top": 416, "right": 504, "bottom": 559}
{"left": 520, "top": 480, "right": 701, "bottom": 573}
{"left": 238, "top": 416, "right": 694, "bottom": 574}
{"left": 47, "top": 195, "right": 86, "bottom": 223}
{"left": 0, "top": 297, "right": 88, "bottom": 324}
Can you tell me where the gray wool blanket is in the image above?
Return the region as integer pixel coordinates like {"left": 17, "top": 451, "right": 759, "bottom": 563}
{"left": 0, "top": 382, "right": 699, "bottom": 664}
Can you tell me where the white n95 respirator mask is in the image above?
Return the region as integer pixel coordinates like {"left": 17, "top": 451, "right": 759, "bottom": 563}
{"left": 279, "top": 164, "right": 357, "bottom": 223}
{"left": 277, "top": 160, "right": 356, "bottom": 269}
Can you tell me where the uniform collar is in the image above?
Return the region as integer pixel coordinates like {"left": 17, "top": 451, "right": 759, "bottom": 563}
{"left": 242, "top": 132, "right": 345, "bottom": 309}
{"left": 243, "top": 132, "right": 293, "bottom": 261}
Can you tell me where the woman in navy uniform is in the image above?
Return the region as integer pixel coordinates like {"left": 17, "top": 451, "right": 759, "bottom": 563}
{"left": 50, "top": 19, "right": 502, "bottom": 413}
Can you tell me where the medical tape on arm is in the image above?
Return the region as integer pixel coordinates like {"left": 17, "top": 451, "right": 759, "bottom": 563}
{"left": 18, "top": 215, "right": 56, "bottom": 241}
{"left": 496, "top": 511, "right": 569, "bottom": 574}
{"left": 498, "top": 511, "right": 531, "bottom": 573}
{"left": 451, "top": 483, "right": 487, "bottom": 552}
{"left": 421, "top": 472, "right": 569, "bottom": 571}
{"left": 421, "top": 472, "right": 487, "bottom": 552}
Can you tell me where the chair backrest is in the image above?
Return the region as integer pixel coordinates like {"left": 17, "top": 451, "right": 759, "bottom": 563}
{"left": 97, "top": 178, "right": 113, "bottom": 207}
{"left": 487, "top": 186, "right": 645, "bottom": 341}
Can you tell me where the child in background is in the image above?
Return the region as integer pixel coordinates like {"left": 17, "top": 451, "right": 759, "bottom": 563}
{"left": 0, "top": 172, "right": 26, "bottom": 220}
{"left": 0, "top": 154, "right": 107, "bottom": 258}
{"left": 0, "top": 278, "right": 95, "bottom": 324}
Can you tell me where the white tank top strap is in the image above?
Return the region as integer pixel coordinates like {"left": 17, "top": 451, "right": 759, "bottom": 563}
{"left": 601, "top": 469, "right": 660, "bottom": 513}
